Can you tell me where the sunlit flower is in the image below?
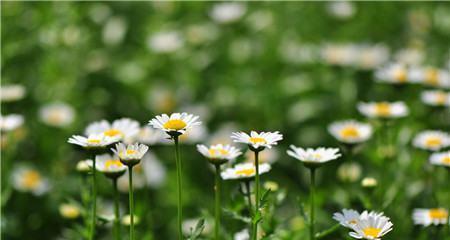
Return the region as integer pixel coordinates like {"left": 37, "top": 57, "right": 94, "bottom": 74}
{"left": 337, "top": 162, "right": 362, "bottom": 182}
{"left": 148, "top": 112, "right": 201, "bottom": 137}
{"left": 328, "top": 120, "right": 373, "bottom": 144}
{"left": 209, "top": 2, "right": 246, "bottom": 24}
{"left": 12, "top": 167, "right": 50, "bottom": 196}
{"left": 76, "top": 159, "right": 93, "bottom": 173}
{"left": 0, "top": 114, "right": 24, "bottom": 132}
{"left": 231, "top": 131, "right": 283, "bottom": 151}
{"left": 147, "top": 31, "right": 184, "bottom": 53}
{"left": 68, "top": 133, "right": 118, "bottom": 149}
{"left": 420, "top": 90, "right": 450, "bottom": 107}
{"left": 85, "top": 118, "right": 140, "bottom": 141}
{"left": 112, "top": 142, "right": 149, "bottom": 167}
{"left": 59, "top": 203, "right": 81, "bottom": 219}
{"left": 197, "top": 144, "right": 242, "bottom": 164}
{"left": 39, "top": 102, "right": 75, "bottom": 128}
{"left": 326, "top": 1, "right": 355, "bottom": 19}
{"left": 429, "top": 150, "right": 450, "bottom": 167}
{"left": 375, "top": 63, "right": 410, "bottom": 84}
{"left": 348, "top": 214, "right": 393, "bottom": 240}
{"left": 221, "top": 163, "right": 271, "bottom": 180}
{"left": 287, "top": 146, "right": 341, "bottom": 167}
{"left": 0, "top": 84, "right": 26, "bottom": 102}
{"left": 409, "top": 67, "right": 450, "bottom": 88}
{"left": 95, "top": 153, "right": 127, "bottom": 178}
{"left": 361, "top": 177, "right": 378, "bottom": 188}
{"left": 412, "top": 130, "right": 450, "bottom": 151}
{"left": 413, "top": 208, "right": 448, "bottom": 226}
{"left": 357, "top": 101, "right": 408, "bottom": 118}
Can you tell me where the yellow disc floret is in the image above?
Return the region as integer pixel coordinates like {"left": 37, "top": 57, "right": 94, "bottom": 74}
{"left": 163, "top": 119, "right": 187, "bottom": 130}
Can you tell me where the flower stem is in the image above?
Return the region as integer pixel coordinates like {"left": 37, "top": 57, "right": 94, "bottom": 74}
{"left": 90, "top": 155, "right": 97, "bottom": 240}
{"left": 174, "top": 136, "right": 183, "bottom": 240}
{"left": 128, "top": 166, "right": 135, "bottom": 240}
{"left": 310, "top": 168, "right": 316, "bottom": 240}
{"left": 251, "top": 151, "right": 260, "bottom": 240}
{"left": 113, "top": 178, "right": 121, "bottom": 240}
{"left": 214, "top": 164, "right": 221, "bottom": 240}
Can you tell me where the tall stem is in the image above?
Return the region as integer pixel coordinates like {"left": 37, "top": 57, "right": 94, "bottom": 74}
{"left": 128, "top": 166, "right": 135, "bottom": 240}
{"left": 251, "top": 151, "right": 260, "bottom": 240}
{"left": 174, "top": 136, "right": 183, "bottom": 239}
{"left": 310, "top": 168, "right": 316, "bottom": 240}
{"left": 214, "top": 164, "right": 221, "bottom": 240}
{"left": 90, "top": 155, "right": 97, "bottom": 240}
{"left": 113, "top": 178, "right": 121, "bottom": 240}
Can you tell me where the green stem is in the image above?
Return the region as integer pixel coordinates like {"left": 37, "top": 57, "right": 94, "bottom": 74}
{"left": 315, "top": 223, "right": 340, "bottom": 239}
{"left": 90, "top": 155, "right": 97, "bottom": 240}
{"left": 251, "top": 151, "right": 260, "bottom": 240}
{"left": 113, "top": 178, "right": 121, "bottom": 240}
{"left": 214, "top": 164, "right": 221, "bottom": 240}
{"left": 310, "top": 168, "right": 316, "bottom": 240}
{"left": 128, "top": 166, "right": 135, "bottom": 240}
{"left": 174, "top": 136, "right": 183, "bottom": 240}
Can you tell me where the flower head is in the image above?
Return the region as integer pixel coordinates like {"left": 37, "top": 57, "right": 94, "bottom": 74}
{"left": 231, "top": 131, "right": 283, "bottom": 151}
{"left": 68, "top": 133, "right": 118, "bottom": 149}
{"left": 348, "top": 213, "right": 393, "bottom": 240}
{"left": 412, "top": 130, "right": 450, "bottom": 151}
{"left": 0, "top": 114, "right": 24, "bottom": 132}
{"left": 357, "top": 101, "right": 408, "bottom": 119}
{"left": 328, "top": 120, "right": 373, "bottom": 144}
{"left": 209, "top": 2, "right": 246, "bottom": 24}
{"left": 197, "top": 144, "right": 241, "bottom": 165}
{"left": 429, "top": 150, "right": 450, "bottom": 167}
{"left": 12, "top": 166, "right": 50, "bottom": 196}
{"left": 409, "top": 67, "right": 450, "bottom": 88}
{"left": 221, "top": 163, "right": 271, "bottom": 180}
{"left": 421, "top": 90, "right": 450, "bottom": 107}
{"left": 375, "top": 63, "right": 410, "bottom": 84}
{"left": 413, "top": 208, "right": 448, "bottom": 226}
{"left": 59, "top": 203, "right": 81, "bottom": 219}
{"left": 39, "top": 102, "right": 75, "bottom": 128}
{"left": 85, "top": 118, "right": 140, "bottom": 141}
{"left": 148, "top": 112, "right": 201, "bottom": 137}
{"left": 95, "top": 153, "right": 127, "bottom": 178}
{"left": 0, "top": 84, "right": 26, "bottom": 102}
{"left": 112, "top": 142, "right": 149, "bottom": 167}
{"left": 334, "top": 209, "right": 385, "bottom": 229}
{"left": 287, "top": 145, "right": 341, "bottom": 168}
{"left": 76, "top": 159, "right": 93, "bottom": 173}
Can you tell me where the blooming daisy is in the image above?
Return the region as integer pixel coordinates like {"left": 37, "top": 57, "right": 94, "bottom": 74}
{"left": 357, "top": 101, "right": 408, "bottom": 119}
{"left": 429, "top": 150, "right": 450, "bottom": 167}
{"left": 0, "top": 114, "right": 24, "bottom": 132}
{"left": 112, "top": 142, "right": 149, "bottom": 166}
{"left": 95, "top": 154, "right": 127, "bottom": 178}
{"left": 409, "top": 67, "right": 450, "bottom": 88}
{"left": 333, "top": 209, "right": 361, "bottom": 228}
{"left": 197, "top": 144, "right": 242, "bottom": 164}
{"left": 413, "top": 208, "right": 448, "bottom": 226}
{"left": 287, "top": 146, "right": 341, "bottom": 167}
{"left": 231, "top": 131, "right": 283, "bottom": 151}
{"left": 68, "top": 133, "right": 119, "bottom": 149}
{"left": 328, "top": 120, "right": 373, "bottom": 144}
{"left": 148, "top": 112, "right": 201, "bottom": 137}
{"left": 0, "top": 84, "right": 26, "bottom": 102}
{"left": 420, "top": 90, "right": 450, "bottom": 107}
{"left": 85, "top": 118, "right": 140, "bottom": 141}
{"left": 39, "top": 102, "right": 75, "bottom": 128}
{"left": 412, "top": 130, "right": 450, "bottom": 151}
{"left": 221, "top": 163, "right": 271, "bottom": 180}
{"left": 11, "top": 166, "right": 50, "bottom": 196}
{"left": 375, "top": 63, "right": 410, "bottom": 84}
{"left": 348, "top": 214, "right": 393, "bottom": 240}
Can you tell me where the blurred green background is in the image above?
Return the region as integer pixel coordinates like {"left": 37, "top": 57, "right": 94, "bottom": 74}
{"left": 1, "top": 1, "right": 450, "bottom": 240}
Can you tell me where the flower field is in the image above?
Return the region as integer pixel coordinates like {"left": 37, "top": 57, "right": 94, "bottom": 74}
{"left": 1, "top": 2, "right": 450, "bottom": 240}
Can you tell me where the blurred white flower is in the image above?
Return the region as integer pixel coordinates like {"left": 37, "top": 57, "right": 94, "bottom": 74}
{"left": 221, "top": 163, "right": 271, "bottom": 180}
{"left": 85, "top": 118, "right": 140, "bottom": 142}
{"left": 420, "top": 90, "right": 450, "bottom": 107}
{"left": 141, "top": 152, "right": 167, "bottom": 189}
{"left": 89, "top": 3, "right": 112, "bottom": 24}
{"left": 246, "top": 10, "right": 273, "bottom": 31}
{"left": 59, "top": 203, "right": 81, "bottom": 219}
{"left": 234, "top": 228, "right": 250, "bottom": 240}
{"left": 0, "top": 84, "right": 26, "bottom": 102}
{"left": 361, "top": 177, "right": 377, "bottom": 188}
{"left": 0, "top": 114, "right": 24, "bottom": 132}
{"left": 12, "top": 166, "right": 50, "bottom": 196}
{"left": 357, "top": 101, "right": 408, "bottom": 119}
{"left": 357, "top": 45, "right": 389, "bottom": 70}
{"left": 337, "top": 162, "right": 362, "bottom": 182}
{"left": 394, "top": 48, "right": 424, "bottom": 65}
{"left": 409, "top": 67, "right": 450, "bottom": 88}
{"left": 102, "top": 16, "right": 127, "bottom": 46}
{"left": 321, "top": 43, "right": 358, "bottom": 66}
{"left": 279, "top": 41, "right": 319, "bottom": 65}
{"left": 429, "top": 150, "right": 450, "bottom": 167}
{"left": 209, "top": 2, "right": 246, "bottom": 24}
{"left": 39, "top": 102, "right": 75, "bottom": 128}
{"left": 413, "top": 208, "right": 448, "bottom": 226}
{"left": 326, "top": 1, "right": 355, "bottom": 19}
{"left": 182, "top": 218, "right": 212, "bottom": 236}
{"left": 328, "top": 120, "right": 373, "bottom": 144}
{"left": 147, "top": 31, "right": 184, "bottom": 53}
{"left": 186, "top": 23, "right": 219, "bottom": 45}
{"left": 137, "top": 126, "right": 166, "bottom": 145}
{"left": 413, "top": 130, "right": 450, "bottom": 151}
{"left": 245, "top": 147, "right": 279, "bottom": 164}
{"left": 147, "top": 85, "right": 177, "bottom": 113}
{"left": 76, "top": 159, "right": 92, "bottom": 173}
{"left": 375, "top": 63, "right": 410, "bottom": 84}
{"left": 62, "top": 25, "right": 81, "bottom": 46}
{"left": 177, "top": 124, "right": 208, "bottom": 144}
{"left": 122, "top": 214, "right": 139, "bottom": 226}
{"left": 208, "top": 123, "right": 240, "bottom": 145}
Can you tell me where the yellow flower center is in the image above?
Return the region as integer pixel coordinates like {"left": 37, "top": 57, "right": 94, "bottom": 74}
{"left": 236, "top": 168, "right": 256, "bottom": 176}
{"left": 22, "top": 170, "right": 41, "bottom": 189}
{"left": 48, "top": 111, "right": 64, "bottom": 123}
{"left": 374, "top": 103, "right": 391, "bottom": 116}
{"left": 363, "top": 227, "right": 381, "bottom": 238}
{"left": 104, "top": 129, "right": 123, "bottom": 137}
{"left": 442, "top": 156, "right": 450, "bottom": 164}
{"left": 340, "top": 126, "right": 360, "bottom": 138}
{"left": 126, "top": 149, "right": 136, "bottom": 155}
{"left": 209, "top": 149, "right": 229, "bottom": 156}
{"left": 249, "top": 137, "right": 266, "bottom": 144}
{"left": 429, "top": 209, "right": 448, "bottom": 220}
{"left": 60, "top": 205, "right": 80, "bottom": 219}
{"left": 425, "top": 69, "right": 438, "bottom": 85}
{"left": 435, "top": 92, "right": 447, "bottom": 104}
{"left": 105, "top": 159, "right": 123, "bottom": 169}
{"left": 163, "top": 119, "right": 187, "bottom": 130}
{"left": 425, "top": 137, "right": 442, "bottom": 148}
{"left": 394, "top": 69, "right": 407, "bottom": 83}
{"left": 87, "top": 139, "right": 101, "bottom": 144}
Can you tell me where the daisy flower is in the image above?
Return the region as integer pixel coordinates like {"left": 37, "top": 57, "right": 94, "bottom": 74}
{"left": 221, "top": 163, "right": 271, "bottom": 180}
{"left": 112, "top": 142, "right": 149, "bottom": 166}
{"left": 76, "top": 159, "right": 93, "bottom": 173}
{"left": 375, "top": 63, "right": 410, "bottom": 84}
{"left": 409, "top": 67, "right": 450, "bottom": 88}
{"left": 85, "top": 118, "right": 140, "bottom": 141}
{"left": 348, "top": 214, "right": 393, "bottom": 240}
{"left": 0, "top": 114, "right": 24, "bottom": 132}
{"left": 429, "top": 150, "right": 450, "bottom": 167}
{"left": 0, "top": 84, "right": 26, "bottom": 102}
{"left": 11, "top": 166, "right": 50, "bottom": 196}
{"left": 39, "top": 102, "right": 75, "bottom": 128}
{"left": 209, "top": 2, "right": 246, "bottom": 24}
{"left": 420, "top": 90, "right": 450, "bottom": 107}
{"left": 361, "top": 177, "right": 378, "bottom": 188}
{"left": 413, "top": 208, "right": 448, "bottom": 226}
{"left": 197, "top": 144, "right": 242, "bottom": 164}
{"left": 231, "top": 131, "right": 283, "bottom": 151}
{"left": 68, "top": 133, "right": 119, "bottom": 149}
{"left": 95, "top": 154, "right": 127, "bottom": 178}
{"left": 148, "top": 112, "right": 201, "bottom": 137}
{"left": 333, "top": 209, "right": 361, "bottom": 228}
{"left": 357, "top": 101, "right": 408, "bottom": 119}
{"left": 59, "top": 203, "right": 81, "bottom": 219}
{"left": 287, "top": 146, "right": 341, "bottom": 167}
{"left": 328, "top": 120, "right": 373, "bottom": 144}
{"left": 412, "top": 130, "right": 450, "bottom": 151}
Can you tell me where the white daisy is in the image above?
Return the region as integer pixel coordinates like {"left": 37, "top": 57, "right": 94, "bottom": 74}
{"left": 334, "top": 209, "right": 386, "bottom": 229}
{"left": 326, "top": 1, "right": 355, "bottom": 20}
{"left": 112, "top": 142, "right": 149, "bottom": 166}
{"left": 321, "top": 43, "right": 358, "bottom": 66}
{"left": 95, "top": 153, "right": 127, "bottom": 178}
{"left": 76, "top": 159, "right": 93, "bottom": 173}
{"left": 148, "top": 112, "right": 201, "bottom": 136}
{"left": 412, "top": 130, "right": 450, "bottom": 151}
{"left": 357, "top": 45, "right": 389, "bottom": 70}
{"left": 39, "top": 102, "right": 75, "bottom": 128}
{"left": 197, "top": 144, "right": 242, "bottom": 164}
{"left": 209, "top": 2, "right": 246, "bottom": 24}
{"left": 59, "top": 203, "right": 81, "bottom": 219}
{"left": 0, "top": 114, "right": 24, "bottom": 132}
{"left": 231, "top": 131, "right": 283, "bottom": 151}
{"left": 85, "top": 118, "right": 140, "bottom": 141}
{"left": 147, "top": 30, "right": 184, "bottom": 54}
{"left": 68, "top": 133, "right": 119, "bottom": 149}
{"left": 357, "top": 101, "right": 408, "bottom": 118}
{"left": 0, "top": 84, "right": 26, "bottom": 102}
{"left": 328, "top": 120, "right": 373, "bottom": 144}
{"left": 287, "top": 146, "right": 341, "bottom": 167}
{"left": 11, "top": 166, "right": 50, "bottom": 196}
{"left": 413, "top": 208, "right": 448, "bottom": 226}
{"left": 348, "top": 214, "right": 393, "bottom": 240}
{"left": 409, "top": 67, "right": 450, "bottom": 88}
{"left": 429, "top": 151, "right": 450, "bottom": 167}
{"left": 420, "top": 90, "right": 450, "bottom": 107}
{"left": 221, "top": 163, "right": 271, "bottom": 180}
{"left": 375, "top": 63, "right": 410, "bottom": 84}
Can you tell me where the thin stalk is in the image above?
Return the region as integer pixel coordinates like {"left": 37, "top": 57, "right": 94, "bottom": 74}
{"left": 90, "top": 155, "right": 97, "bottom": 240}
{"left": 310, "top": 168, "right": 316, "bottom": 240}
{"left": 174, "top": 136, "right": 183, "bottom": 240}
{"left": 113, "top": 178, "right": 121, "bottom": 240}
{"left": 214, "top": 164, "right": 221, "bottom": 240}
{"left": 128, "top": 166, "right": 135, "bottom": 240}
{"left": 251, "top": 151, "right": 260, "bottom": 240}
